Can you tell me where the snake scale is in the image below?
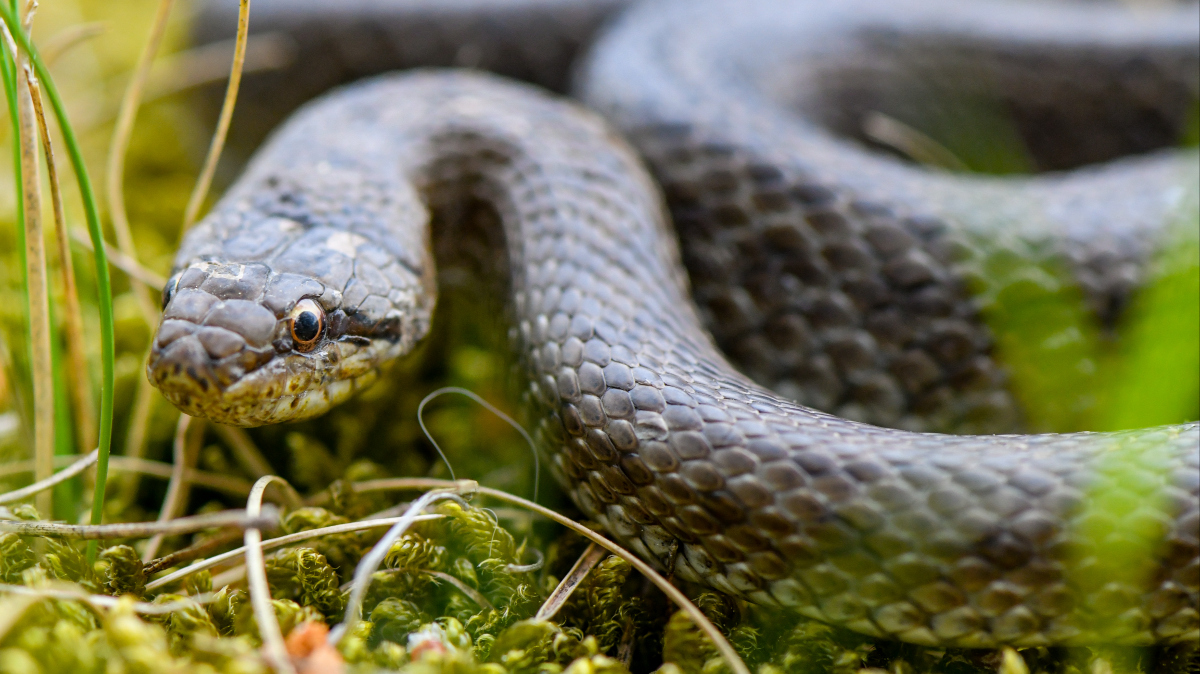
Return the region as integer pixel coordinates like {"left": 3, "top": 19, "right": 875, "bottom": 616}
{"left": 150, "top": 0, "right": 1200, "bottom": 648}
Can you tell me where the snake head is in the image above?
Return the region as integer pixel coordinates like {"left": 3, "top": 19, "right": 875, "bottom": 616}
{"left": 147, "top": 177, "right": 436, "bottom": 426}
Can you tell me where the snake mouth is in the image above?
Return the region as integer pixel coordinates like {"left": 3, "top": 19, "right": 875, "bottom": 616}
{"left": 147, "top": 323, "right": 390, "bottom": 427}
{"left": 146, "top": 276, "right": 401, "bottom": 427}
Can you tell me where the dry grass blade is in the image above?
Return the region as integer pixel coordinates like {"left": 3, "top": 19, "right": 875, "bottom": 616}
{"left": 478, "top": 486, "right": 751, "bottom": 674}
{"left": 0, "top": 0, "right": 119, "bottom": 564}
{"left": 105, "top": 0, "right": 173, "bottom": 326}
{"left": 116, "top": 367, "right": 162, "bottom": 505}
{"left": 0, "top": 582, "right": 217, "bottom": 614}
{"left": 145, "top": 513, "right": 445, "bottom": 591}
{"left": 419, "top": 387, "right": 540, "bottom": 501}
{"left": 616, "top": 612, "right": 636, "bottom": 666}
{"left": 14, "top": 57, "right": 54, "bottom": 518}
{"left": 0, "top": 505, "right": 277, "bottom": 539}
{"left": 245, "top": 475, "right": 298, "bottom": 674}
{"left": 213, "top": 423, "right": 276, "bottom": 481}
{"left": 110, "top": 454, "right": 252, "bottom": 495}
{"left": 422, "top": 570, "right": 496, "bottom": 611}
{"left": 143, "top": 414, "right": 203, "bottom": 562}
{"left": 0, "top": 448, "right": 96, "bottom": 505}
{"left": 144, "top": 31, "right": 293, "bottom": 101}
{"left": 535, "top": 541, "right": 604, "bottom": 620}
{"left": 28, "top": 65, "right": 95, "bottom": 455}
{"left": 342, "top": 479, "right": 751, "bottom": 674}
{"left": 331, "top": 484, "right": 478, "bottom": 645}
{"left": 181, "top": 0, "right": 252, "bottom": 231}
{"left": 69, "top": 228, "right": 166, "bottom": 289}
{"left": 0, "top": 454, "right": 253, "bottom": 496}
{"left": 40, "top": 21, "right": 105, "bottom": 64}
{"left": 304, "top": 477, "right": 469, "bottom": 507}
{"left": 79, "top": 32, "right": 296, "bottom": 134}
{"left": 862, "top": 111, "right": 968, "bottom": 172}
{"left": 144, "top": 529, "right": 244, "bottom": 576}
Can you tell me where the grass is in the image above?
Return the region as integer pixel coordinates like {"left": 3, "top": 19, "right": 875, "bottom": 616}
{"left": 0, "top": 0, "right": 116, "bottom": 561}
{"left": 0, "top": 2, "right": 1197, "bottom": 673}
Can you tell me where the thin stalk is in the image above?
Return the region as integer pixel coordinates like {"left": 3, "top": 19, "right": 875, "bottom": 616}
{"left": 339, "top": 479, "right": 752, "bottom": 674}
{"left": 16, "top": 59, "right": 53, "bottom": 518}
{"left": 535, "top": 542, "right": 605, "bottom": 620}
{"left": 244, "top": 476, "right": 297, "bottom": 674}
{"left": 0, "top": 26, "right": 27, "bottom": 457}
{"left": 143, "top": 413, "right": 202, "bottom": 562}
{"left": 0, "top": 453, "right": 253, "bottom": 496}
{"left": 40, "top": 21, "right": 105, "bottom": 65}
{"left": 0, "top": 6, "right": 24, "bottom": 473}
{"left": 28, "top": 69, "right": 94, "bottom": 457}
{"left": 331, "top": 488, "right": 475, "bottom": 645}
{"left": 421, "top": 570, "right": 496, "bottom": 611}
{"left": 304, "top": 477, "right": 465, "bottom": 507}
{"left": 478, "top": 486, "right": 750, "bottom": 674}
{"left": 143, "top": 529, "right": 245, "bottom": 576}
{"left": 139, "top": 32, "right": 290, "bottom": 107}
{"left": 181, "top": 0, "right": 251, "bottom": 231}
{"left": 213, "top": 424, "right": 275, "bottom": 480}
{"left": 79, "top": 32, "right": 294, "bottom": 135}
{"left": 69, "top": 228, "right": 166, "bottom": 289}
{"left": 116, "top": 355, "right": 162, "bottom": 506}
{"left": 0, "top": 506, "right": 277, "bottom": 539}
{"left": 144, "top": 513, "right": 445, "bottom": 591}
{"left": 105, "top": 0, "right": 173, "bottom": 326}
{"left": 0, "top": 2, "right": 117, "bottom": 564}
{"left": 0, "top": 583, "right": 218, "bottom": 615}
{"left": 0, "top": 448, "right": 95, "bottom": 505}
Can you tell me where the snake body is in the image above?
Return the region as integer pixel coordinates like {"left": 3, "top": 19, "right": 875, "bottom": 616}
{"left": 154, "top": 0, "right": 1200, "bottom": 647}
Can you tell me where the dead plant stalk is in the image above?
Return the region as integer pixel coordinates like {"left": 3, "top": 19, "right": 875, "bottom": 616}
{"left": 16, "top": 57, "right": 53, "bottom": 517}
{"left": 28, "top": 67, "right": 95, "bottom": 455}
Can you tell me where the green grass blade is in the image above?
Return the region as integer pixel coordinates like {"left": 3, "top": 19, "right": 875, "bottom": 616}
{"left": 0, "top": 5, "right": 115, "bottom": 559}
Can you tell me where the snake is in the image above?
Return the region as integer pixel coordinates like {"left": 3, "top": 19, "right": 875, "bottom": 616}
{"left": 150, "top": 0, "right": 1200, "bottom": 649}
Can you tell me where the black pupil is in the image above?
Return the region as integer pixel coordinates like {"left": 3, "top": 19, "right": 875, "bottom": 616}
{"left": 293, "top": 311, "right": 320, "bottom": 342}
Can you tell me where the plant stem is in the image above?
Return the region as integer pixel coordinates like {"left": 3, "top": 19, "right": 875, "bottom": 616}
{"left": 16, "top": 60, "right": 53, "bottom": 518}
{"left": 181, "top": 0, "right": 251, "bottom": 231}
{"left": 27, "top": 68, "right": 95, "bottom": 459}
{"left": 0, "top": 449, "right": 95, "bottom": 505}
{"left": 0, "top": 3, "right": 117, "bottom": 563}
{"left": 0, "top": 13, "right": 27, "bottom": 478}
{"left": 0, "top": 506, "right": 278, "bottom": 539}
{"left": 143, "top": 413, "right": 202, "bottom": 562}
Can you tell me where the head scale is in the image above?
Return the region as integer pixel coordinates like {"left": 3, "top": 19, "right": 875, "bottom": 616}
{"left": 147, "top": 171, "right": 435, "bottom": 426}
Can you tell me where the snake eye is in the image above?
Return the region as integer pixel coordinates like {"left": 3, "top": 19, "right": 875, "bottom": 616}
{"left": 161, "top": 274, "right": 180, "bottom": 310}
{"left": 288, "top": 299, "right": 324, "bottom": 352}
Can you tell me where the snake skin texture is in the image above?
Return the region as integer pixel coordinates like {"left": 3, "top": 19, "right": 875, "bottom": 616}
{"left": 578, "top": 0, "right": 1200, "bottom": 433}
{"left": 163, "top": 0, "right": 1200, "bottom": 648}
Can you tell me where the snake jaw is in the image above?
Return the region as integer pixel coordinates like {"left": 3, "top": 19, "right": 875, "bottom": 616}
{"left": 148, "top": 251, "right": 428, "bottom": 426}
{"left": 149, "top": 315, "right": 397, "bottom": 427}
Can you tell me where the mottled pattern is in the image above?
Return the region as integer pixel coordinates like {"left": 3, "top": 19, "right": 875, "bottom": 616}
{"left": 578, "top": 0, "right": 1200, "bottom": 431}
{"left": 160, "top": 0, "right": 1200, "bottom": 648}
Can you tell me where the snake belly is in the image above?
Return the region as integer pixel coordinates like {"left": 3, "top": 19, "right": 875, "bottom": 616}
{"left": 154, "top": 0, "right": 1200, "bottom": 649}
